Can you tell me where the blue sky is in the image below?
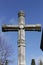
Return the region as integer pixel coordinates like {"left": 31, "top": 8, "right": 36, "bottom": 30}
{"left": 0, "top": 0, "right": 43, "bottom": 65}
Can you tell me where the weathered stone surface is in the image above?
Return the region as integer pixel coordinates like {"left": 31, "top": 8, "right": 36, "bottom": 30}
{"left": 2, "top": 10, "right": 41, "bottom": 65}
{"left": 18, "top": 11, "right": 26, "bottom": 65}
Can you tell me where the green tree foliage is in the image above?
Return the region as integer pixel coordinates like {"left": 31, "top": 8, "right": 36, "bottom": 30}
{"left": 31, "top": 59, "right": 36, "bottom": 65}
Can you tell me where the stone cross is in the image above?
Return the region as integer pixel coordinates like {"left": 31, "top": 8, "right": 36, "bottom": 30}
{"left": 2, "top": 10, "right": 41, "bottom": 65}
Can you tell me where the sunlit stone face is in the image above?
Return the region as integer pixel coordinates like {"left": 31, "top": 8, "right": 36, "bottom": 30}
{"left": 19, "top": 25, "right": 24, "bottom": 29}
{"left": 18, "top": 29, "right": 25, "bottom": 41}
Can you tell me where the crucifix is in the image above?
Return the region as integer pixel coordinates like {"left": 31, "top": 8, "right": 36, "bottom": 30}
{"left": 2, "top": 10, "right": 41, "bottom": 65}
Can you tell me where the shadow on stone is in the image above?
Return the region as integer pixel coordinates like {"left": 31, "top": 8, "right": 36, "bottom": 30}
{"left": 40, "top": 29, "right": 43, "bottom": 51}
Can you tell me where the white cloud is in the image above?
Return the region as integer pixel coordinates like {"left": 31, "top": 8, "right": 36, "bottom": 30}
{"left": 35, "top": 56, "right": 43, "bottom": 65}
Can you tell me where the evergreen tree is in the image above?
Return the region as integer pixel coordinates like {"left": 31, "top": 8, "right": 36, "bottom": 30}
{"left": 39, "top": 60, "right": 43, "bottom": 65}
{"left": 31, "top": 59, "right": 36, "bottom": 65}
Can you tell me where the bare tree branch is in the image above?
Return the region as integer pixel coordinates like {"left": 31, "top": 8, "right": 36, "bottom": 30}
{"left": 0, "top": 35, "right": 14, "bottom": 65}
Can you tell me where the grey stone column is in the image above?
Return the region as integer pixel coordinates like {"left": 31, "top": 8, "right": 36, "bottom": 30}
{"left": 18, "top": 11, "right": 26, "bottom": 65}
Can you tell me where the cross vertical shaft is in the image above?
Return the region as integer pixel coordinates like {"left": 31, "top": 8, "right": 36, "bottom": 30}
{"left": 2, "top": 10, "right": 41, "bottom": 65}
{"left": 18, "top": 11, "right": 26, "bottom": 65}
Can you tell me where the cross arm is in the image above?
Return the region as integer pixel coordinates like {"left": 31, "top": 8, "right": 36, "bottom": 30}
{"left": 24, "top": 24, "right": 41, "bottom": 32}
{"left": 2, "top": 25, "right": 19, "bottom": 32}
